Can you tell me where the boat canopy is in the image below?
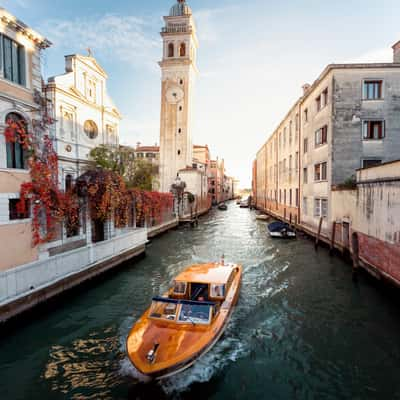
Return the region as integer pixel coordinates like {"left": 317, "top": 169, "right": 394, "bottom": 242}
{"left": 268, "top": 221, "right": 290, "bottom": 232}
{"left": 174, "top": 263, "right": 234, "bottom": 284}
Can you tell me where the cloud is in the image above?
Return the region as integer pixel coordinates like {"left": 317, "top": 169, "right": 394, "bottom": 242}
{"left": 345, "top": 47, "right": 393, "bottom": 63}
{"left": 39, "top": 14, "right": 161, "bottom": 70}
{"left": 1, "top": 0, "right": 28, "bottom": 8}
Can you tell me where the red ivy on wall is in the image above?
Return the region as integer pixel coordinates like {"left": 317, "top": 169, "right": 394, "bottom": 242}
{"left": 4, "top": 119, "right": 174, "bottom": 247}
{"left": 4, "top": 118, "right": 79, "bottom": 246}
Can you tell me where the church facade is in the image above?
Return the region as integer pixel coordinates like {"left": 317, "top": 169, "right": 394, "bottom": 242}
{"left": 46, "top": 54, "right": 121, "bottom": 192}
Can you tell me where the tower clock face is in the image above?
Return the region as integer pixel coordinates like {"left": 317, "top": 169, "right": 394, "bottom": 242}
{"left": 165, "top": 86, "right": 184, "bottom": 104}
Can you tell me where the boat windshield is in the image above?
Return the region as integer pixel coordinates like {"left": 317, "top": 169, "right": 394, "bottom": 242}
{"left": 178, "top": 303, "right": 211, "bottom": 325}
{"left": 149, "top": 301, "right": 178, "bottom": 321}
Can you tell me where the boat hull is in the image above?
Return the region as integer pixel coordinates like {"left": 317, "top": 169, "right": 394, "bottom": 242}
{"left": 126, "top": 264, "right": 242, "bottom": 380}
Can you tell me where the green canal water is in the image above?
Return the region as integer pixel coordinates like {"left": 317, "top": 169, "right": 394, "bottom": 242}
{"left": 1, "top": 204, "right": 400, "bottom": 399}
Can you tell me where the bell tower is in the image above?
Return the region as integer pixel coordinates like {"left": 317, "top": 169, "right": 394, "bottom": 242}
{"left": 159, "top": 0, "right": 199, "bottom": 193}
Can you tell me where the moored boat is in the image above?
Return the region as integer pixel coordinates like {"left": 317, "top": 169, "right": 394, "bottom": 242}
{"left": 268, "top": 221, "right": 296, "bottom": 238}
{"left": 126, "top": 260, "right": 242, "bottom": 379}
{"left": 256, "top": 214, "right": 269, "bottom": 221}
{"left": 218, "top": 203, "right": 228, "bottom": 210}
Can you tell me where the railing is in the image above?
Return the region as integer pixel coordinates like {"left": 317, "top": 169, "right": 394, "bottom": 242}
{"left": 161, "top": 25, "right": 192, "bottom": 34}
{"left": 0, "top": 228, "right": 147, "bottom": 305}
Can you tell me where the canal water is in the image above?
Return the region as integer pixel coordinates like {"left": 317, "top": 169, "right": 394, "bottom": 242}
{"left": 1, "top": 204, "right": 400, "bottom": 400}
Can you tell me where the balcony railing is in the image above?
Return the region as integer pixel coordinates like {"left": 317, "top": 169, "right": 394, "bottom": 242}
{"left": 162, "top": 25, "right": 192, "bottom": 34}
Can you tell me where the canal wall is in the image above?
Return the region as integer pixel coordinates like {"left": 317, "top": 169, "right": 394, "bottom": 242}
{"left": 0, "top": 229, "right": 147, "bottom": 322}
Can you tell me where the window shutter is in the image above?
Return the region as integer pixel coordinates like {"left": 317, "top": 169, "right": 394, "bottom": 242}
{"left": 6, "top": 142, "right": 13, "bottom": 168}
{"left": 18, "top": 46, "right": 26, "bottom": 86}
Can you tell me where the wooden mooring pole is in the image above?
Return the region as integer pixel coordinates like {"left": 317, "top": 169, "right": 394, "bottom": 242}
{"left": 329, "top": 222, "right": 337, "bottom": 256}
{"left": 315, "top": 217, "right": 323, "bottom": 250}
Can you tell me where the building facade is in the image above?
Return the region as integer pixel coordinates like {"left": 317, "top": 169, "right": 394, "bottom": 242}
{"left": 159, "top": 0, "right": 198, "bottom": 194}
{"left": 0, "top": 9, "right": 51, "bottom": 270}
{"left": 255, "top": 40, "right": 400, "bottom": 238}
{"left": 46, "top": 54, "right": 121, "bottom": 191}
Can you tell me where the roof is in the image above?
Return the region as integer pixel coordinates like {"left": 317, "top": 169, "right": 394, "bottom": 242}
{"left": 169, "top": 0, "right": 192, "bottom": 17}
{"left": 136, "top": 146, "right": 159, "bottom": 152}
{"left": 174, "top": 263, "right": 235, "bottom": 284}
{"left": 0, "top": 8, "right": 51, "bottom": 49}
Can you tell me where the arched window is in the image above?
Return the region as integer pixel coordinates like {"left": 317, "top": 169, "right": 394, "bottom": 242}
{"left": 179, "top": 43, "right": 186, "bottom": 57}
{"left": 65, "top": 174, "right": 73, "bottom": 192}
{"left": 5, "top": 112, "right": 27, "bottom": 169}
{"left": 83, "top": 120, "right": 98, "bottom": 139}
{"left": 168, "top": 43, "right": 174, "bottom": 58}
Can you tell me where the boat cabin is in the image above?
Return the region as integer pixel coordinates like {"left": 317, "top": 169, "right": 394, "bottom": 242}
{"left": 148, "top": 263, "right": 239, "bottom": 326}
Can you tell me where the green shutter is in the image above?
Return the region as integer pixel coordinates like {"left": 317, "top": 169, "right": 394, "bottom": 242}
{"left": 6, "top": 142, "right": 13, "bottom": 168}
{"left": 18, "top": 46, "right": 26, "bottom": 86}
{"left": 3, "top": 36, "right": 12, "bottom": 81}
{"left": 11, "top": 41, "right": 19, "bottom": 83}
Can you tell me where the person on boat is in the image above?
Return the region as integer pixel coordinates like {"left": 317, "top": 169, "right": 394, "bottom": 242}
{"left": 197, "top": 296, "right": 205, "bottom": 302}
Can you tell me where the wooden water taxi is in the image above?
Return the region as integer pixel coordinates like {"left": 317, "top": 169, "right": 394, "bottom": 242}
{"left": 256, "top": 214, "right": 269, "bottom": 221}
{"left": 126, "top": 260, "right": 242, "bottom": 379}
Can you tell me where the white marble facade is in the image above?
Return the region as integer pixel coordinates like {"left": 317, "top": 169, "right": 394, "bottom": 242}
{"left": 46, "top": 54, "right": 121, "bottom": 191}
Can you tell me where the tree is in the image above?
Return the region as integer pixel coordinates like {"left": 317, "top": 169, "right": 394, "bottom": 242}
{"left": 89, "top": 145, "right": 157, "bottom": 190}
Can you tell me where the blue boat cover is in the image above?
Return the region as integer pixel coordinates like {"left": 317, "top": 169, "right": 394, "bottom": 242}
{"left": 152, "top": 296, "right": 216, "bottom": 307}
{"left": 268, "top": 221, "right": 291, "bottom": 232}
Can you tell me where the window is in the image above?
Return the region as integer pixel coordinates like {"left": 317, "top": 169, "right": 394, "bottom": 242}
{"left": 303, "top": 167, "right": 308, "bottom": 184}
{"left": 168, "top": 43, "right": 174, "bottom": 57}
{"left": 177, "top": 150, "right": 181, "bottom": 155}
{"left": 322, "top": 88, "right": 328, "bottom": 107}
{"left": 83, "top": 120, "right": 98, "bottom": 139}
{"left": 315, "top": 125, "right": 328, "bottom": 146}
{"left": 295, "top": 189, "right": 299, "bottom": 207}
{"left": 179, "top": 43, "right": 186, "bottom": 57}
{"left": 5, "top": 113, "right": 27, "bottom": 169}
{"left": 303, "top": 197, "right": 308, "bottom": 216}
{"left": 289, "top": 189, "right": 292, "bottom": 206}
{"left": 2, "top": 35, "right": 26, "bottom": 86}
{"left": 289, "top": 121, "right": 293, "bottom": 144}
{"left": 295, "top": 152, "right": 299, "bottom": 172}
{"left": 211, "top": 284, "right": 225, "bottom": 298}
{"left": 284, "top": 189, "right": 286, "bottom": 205}
{"left": 136, "top": 153, "right": 144, "bottom": 158}
{"left": 289, "top": 155, "right": 292, "bottom": 176}
{"left": 180, "top": 79, "right": 184, "bottom": 85}
{"left": 178, "top": 128, "right": 182, "bottom": 133}
{"left": 304, "top": 108, "right": 308, "bottom": 123}
{"left": 9, "top": 199, "right": 29, "bottom": 220}
{"left": 362, "top": 159, "right": 382, "bottom": 168}
{"left": 314, "top": 198, "right": 328, "bottom": 217}
{"left": 65, "top": 174, "right": 73, "bottom": 192}
{"left": 363, "top": 120, "right": 385, "bottom": 140}
{"left": 295, "top": 113, "right": 299, "bottom": 132}
{"left": 314, "top": 162, "right": 327, "bottom": 181}
{"left": 179, "top": 106, "right": 182, "bottom": 111}
{"left": 173, "top": 281, "right": 187, "bottom": 295}
{"left": 283, "top": 128, "right": 287, "bottom": 147}
{"left": 363, "top": 80, "right": 383, "bottom": 100}
{"left": 316, "top": 96, "right": 321, "bottom": 112}
{"left": 303, "top": 138, "right": 308, "bottom": 154}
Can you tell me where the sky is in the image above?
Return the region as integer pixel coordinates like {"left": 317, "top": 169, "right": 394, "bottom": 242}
{"left": 2, "top": 0, "right": 400, "bottom": 187}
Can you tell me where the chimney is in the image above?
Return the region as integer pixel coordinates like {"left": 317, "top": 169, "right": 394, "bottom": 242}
{"left": 302, "top": 83, "right": 311, "bottom": 95}
{"left": 392, "top": 40, "right": 400, "bottom": 63}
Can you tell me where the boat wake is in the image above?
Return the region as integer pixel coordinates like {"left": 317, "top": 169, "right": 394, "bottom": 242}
{"left": 160, "top": 335, "right": 249, "bottom": 395}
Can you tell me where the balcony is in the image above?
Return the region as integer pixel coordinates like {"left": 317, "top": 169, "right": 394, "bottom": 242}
{"left": 162, "top": 25, "right": 192, "bottom": 34}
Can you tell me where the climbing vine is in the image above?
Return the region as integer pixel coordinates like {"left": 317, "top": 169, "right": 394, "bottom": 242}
{"left": 4, "top": 118, "right": 174, "bottom": 247}
{"left": 4, "top": 117, "right": 80, "bottom": 245}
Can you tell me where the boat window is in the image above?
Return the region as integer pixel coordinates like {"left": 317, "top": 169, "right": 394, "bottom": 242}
{"left": 173, "top": 281, "right": 187, "bottom": 295}
{"left": 178, "top": 303, "right": 211, "bottom": 325}
{"left": 210, "top": 284, "right": 225, "bottom": 298}
{"left": 150, "top": 301, "right": 178, "bottom": 321}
